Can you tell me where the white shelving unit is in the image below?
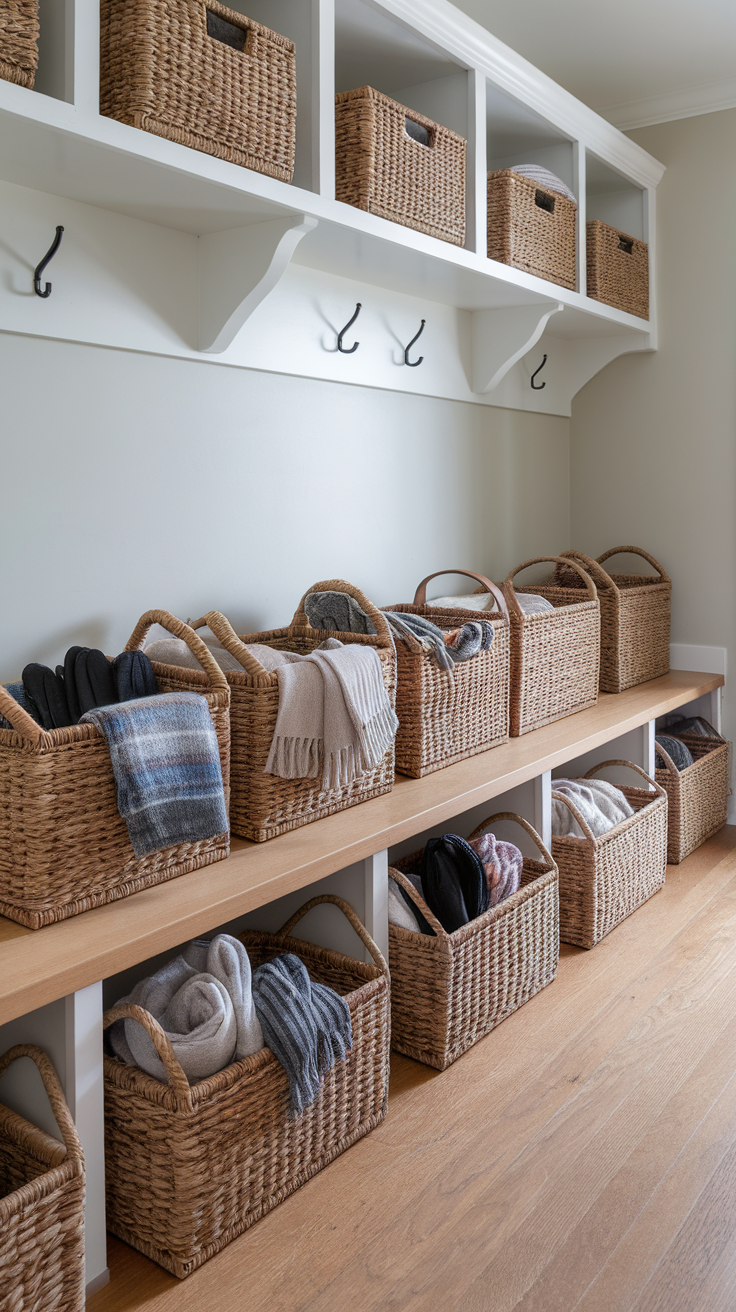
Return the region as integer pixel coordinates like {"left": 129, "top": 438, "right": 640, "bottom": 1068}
{"left": 0, "top": 0, "right": 665, "bottom": 415}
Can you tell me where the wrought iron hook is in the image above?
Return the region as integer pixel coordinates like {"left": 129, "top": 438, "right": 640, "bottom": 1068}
{"left": 34, "top": 226, "right": 64, "bottom": 298}
{"left": 530, "top": 354, "right": 547, "bottom": 390}
{"left": 404, "top": 319, "right": 426, "bottom": 367}
{"left": 337, "top": 302, "right": 361, "bottom": 353}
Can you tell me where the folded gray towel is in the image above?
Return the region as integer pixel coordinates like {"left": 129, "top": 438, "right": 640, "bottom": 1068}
{"left": 515, "top": 592, "right": 555, "bottom": 616}
{"left": 655, "top": 735, "right": 694, "bottom": 771}
{"left": 383, "top": 611, "right": 493, "bottom": 671}
{"left": 144, "top": 636, "right": 246, "bottom": 674}
{"left": 552, "top": 778, "right": 635, "bottom": 839}
{"left": 445, "top": 621, "right": 494, "bottom": 661}
{"left": 510, "top": 164, "right": 577, "bottom": 206}
{"left": 305, "top": 591, "right": 377, "bottom": 636}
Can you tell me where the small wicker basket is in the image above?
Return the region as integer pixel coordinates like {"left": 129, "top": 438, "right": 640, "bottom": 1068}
{"left": 384, "top": 569, "right": 510, "bottom": 778}
{"left": 586, "top": 220, "right": 649, "bottom": 319}
{"left": 389, "top": 813, "right": 558, "bottom": 1071}
{"left": 186, "top": 581, "right": 396, "bottom": 842}
{"left": 0, "top": 610, "right": 230, "bottom": 928}
{"left": 554, "top": 546, "right": 671, "bottom": 693}
{"left": 335, "top": 85, "right": 466, "bottom": 246}
{"left": 656, "top": 734, "right": 730, "bottom": 865}
{"left": 0, "top": 1044, "right": 86, "bottom": 1311}
{"left": 100, "top": 0, "right": 296, "bottom": 180}
{"left": 487, "top": 169, "right": 576, "bottom": 289}
{"left": 552, "top": 761, "right": 668, "bottom": 949}
{"left": 0, "top": 0, "right": 38, "bottom": 89}
{"left": 103, "top": 895, "right": 389, "bottom": 1278}
{"left": 502, "top": 555, "right": 600, "bottom": 737}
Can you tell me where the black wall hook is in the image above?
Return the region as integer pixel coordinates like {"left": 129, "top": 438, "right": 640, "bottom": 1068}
{"left": 34, "top": 225, "right": 64, "bottom": 298}
{"left": 337, "top": 302, "right": 361, "bottom": 353}
{"left": 404, "top": 319, "right": 426, "bottom": 367}
{"left": 530, "top": 354, "right": 547, "bottom": 390}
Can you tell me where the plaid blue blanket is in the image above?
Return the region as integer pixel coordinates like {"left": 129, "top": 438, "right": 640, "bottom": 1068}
{"left": 81, "top": 691, "right": 228, "bottom": 858}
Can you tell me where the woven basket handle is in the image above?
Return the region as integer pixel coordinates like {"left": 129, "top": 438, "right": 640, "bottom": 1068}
{"left": 290, "top": 580, "right": 394, "bottom": 649}
{"left": 503, "top": 556, "right": 597, "bottom": 619}
{"left": 557, "top": 549, "right": 618, "bottom": 594}
{"left": 596, "top": 545, "right": 670, "bottom": 584}
{"left": 387, "top": 868, "right": 449, "bottom": 939}
{"left": 0, "top": 1044, "right": 84, "bottom": 1165}
{"left": 0, "top": 685, "right": 46, "bottom": 745}
{"left": 125, "top": 609, "right": 229, "bottom": 696}
{"left": 653, "top": 740, "right": 679, "bottom": 777}
{"left": 549, "top": 788, "right": 598, "bottom": 843}
{"left": 188, "top": 611, "right": 271, "bottom": 679}
{"left": 103, "top": 1003, "right": 193, "bottom": 1101}
{"left": 412, "top": 570, "right": 509, "bottom": 621}
{"left": 277, "top": 894, "right": 388, "bottom": 975}
{"left": 467, "top": 810, "right": 555, "bottom": 870}
{"left": 583, "top": 758, "right": 667, "bottom": 802}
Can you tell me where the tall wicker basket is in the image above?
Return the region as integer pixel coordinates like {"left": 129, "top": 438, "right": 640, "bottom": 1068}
{"left": 186, "top": 581, "right": 396, "bottom": 842}
{"left": 103, "top": 895, "right": 390, "bottom": 1278}
{"left": 554, "top": 546, "right": 671, "bottom": 693}
{"left": 0, "top": 610, "right": 230, "bottom": 928}
{"left": 487, "top": 169, "right": 576, "bottom": 288}
{"left": 552, "top": 761, "right": 668, "bottom": 948}
{"left": 586, "top": 220, "right": 649, "bottom": 319}
{"left": 0, "top": 1045, "right": 86, "bottom": 1311}
{"left": 100, "top": 0, "right": 296, "bottom": 180}
{"left": 389, "top": 814, "right": 558, "bottom": 1070}
{"left": 0, "top": 0, "right": 38, "bottom": 88}
{"left": 335, "top": 85, "right": 466, "bottom": 246}
{"left": 502, "top": 555, "right": 600, "bottom": 737}
{"left": 656, "top": 734, "right": 730, "bottom": 864}
{"left": 384, "top": 569, "right": 510, "bottom": 778}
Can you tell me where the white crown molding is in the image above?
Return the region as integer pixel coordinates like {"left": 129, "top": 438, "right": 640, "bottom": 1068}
{"left": 599, "top": 77, "right": 736, "bottom": 132}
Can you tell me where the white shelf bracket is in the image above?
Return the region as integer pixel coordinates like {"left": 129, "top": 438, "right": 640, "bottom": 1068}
{"left": 198, "top": 213, "right": 318, "bottom": 354}
{"left": 567, "top": 331, "right": 652, "bottom": 400}
{"left": 471, "top": 301, "right": 563, "bottom": 394}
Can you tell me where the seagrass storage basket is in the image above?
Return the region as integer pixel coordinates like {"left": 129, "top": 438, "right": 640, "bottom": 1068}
{"left": 389, "top": 814, "right": 558, "bottom": 1070}
{"left": 103, "top": 895, "right": 390, "bottom": 1278}
{"left": 656, "top": 733, "right": 730, "bottom": 864}
{"left": 100, "top": 0, "right": 296, "bottom": 180}
{"left": 335, "top": 85, "right": 466, "bottom": 246}
{"left": 554, "top": 546, "right": 671, "bottom": 693}
{"left": 487, "top": 169, "right": 576, "bottom": 288}
{"left": 552, "top": 761, "right": 667, "bottom": 948}
{"left": 0, "top": 1045, "right": 86, "bottom": 1311}
{"left": 383, "top": 569, "right": 510, "bottom": 778}
{"left": 185, "top": 580, "right": 396, "bottom": 842}
{"left": 586, "top": 220, "right": 649, "bottom": 319}
{"left": 0, "top": 0, "right": 38, "bottom": 88}
{"left": 502, "top": 556, "right": 600, "bottom": 737}
{"left": 0, "top": 610, "right": 230, "bottom": 928}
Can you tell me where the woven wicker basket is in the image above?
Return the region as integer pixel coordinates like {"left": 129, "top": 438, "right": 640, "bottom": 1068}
{"left": 487, "top": 169, "right": 576, "bottom": 289}
{"left": 502, "top": 556, "right": 600, "bottom": 737}
{"left": 586, "top": 220, "right": 649, "bottom": 319}
{"left": 656, "top": 735, "right": 730, "bottom": 864}
{"left": 103, "top": 895, "right": 389, "bottom": 1278}
{"left": 389, "top": 813, "right": 558, "bottom": 1071}
{"left": 383, "top": 569, "right": 510, "bottom": 778}
{"left": 0, "top": 1045, "right": 85, "bottom": 1311}
{"left": 185, "top": 580, "right": 396, "bottom": 842}
{"left": 0, "top": 610, "right": 230, "bottom": 929}
{"left": 0, "top": 0, "right": 38, "bottom": 88}
{"left": 552, "top": 761, "right": 668, "bottom": 948}
{"left": 100, "top": 0, "right": 296, "bottom": 180}
{"left": 553, "top": 546, "right": 671, "bottom": 693}
{"left": 335, "top": 85, "right": 466, "bottom": 246}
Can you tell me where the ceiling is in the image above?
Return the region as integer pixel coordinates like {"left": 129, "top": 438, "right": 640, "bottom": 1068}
{"left": 452, "top": 0, "right": 736, "bottom": 128}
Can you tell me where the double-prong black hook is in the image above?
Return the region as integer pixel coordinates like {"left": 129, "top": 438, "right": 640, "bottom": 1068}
{"left": 530, "top": 354, "right": 547, "bottom": 390}
{"left": 337, "top": 302, "right": 361, "bottom": 353}
{"left": 404, "top": 319, "right": 425, "bottom": 367}
{"left": 34, "top": 225, "right": 64, "bottom": 298}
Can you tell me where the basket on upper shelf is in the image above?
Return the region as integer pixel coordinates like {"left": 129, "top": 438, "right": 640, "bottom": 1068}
{"left": 0, "top": 0, "right": 39, "bottom": 88}
{"left": 586, "top": 220, "right": 649, "bottom": 319}
{"left": 487, "top": 169, "right": 576, "bottom": 289}
{"left": 100, "top": 0, "right": 297, "bottom": 181}
{"left": 335, "top": 86, "right": 466, "bottom": 246}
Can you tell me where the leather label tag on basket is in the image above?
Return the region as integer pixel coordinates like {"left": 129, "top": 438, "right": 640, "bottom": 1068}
{"left": 206, "top": 10, "right": 247, "bottom": 51}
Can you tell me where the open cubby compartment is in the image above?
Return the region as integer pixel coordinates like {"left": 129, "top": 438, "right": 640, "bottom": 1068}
{"left": 586, "top": 152, "right": 648, "bottom": 242}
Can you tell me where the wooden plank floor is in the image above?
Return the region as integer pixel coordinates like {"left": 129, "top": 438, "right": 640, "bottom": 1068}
{"left": 89, "top": 827, "right": 736, "bottom": 1312}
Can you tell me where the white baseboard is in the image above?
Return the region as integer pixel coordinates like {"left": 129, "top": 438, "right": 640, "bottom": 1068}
{"left": 670, "top": 644, "right": 727, "bottom": 677}
{"left": 85, "top": 1268, "right": 110, "bottom": 1298}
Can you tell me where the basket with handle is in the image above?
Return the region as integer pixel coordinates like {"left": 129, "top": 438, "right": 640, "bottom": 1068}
{"left": 388, "top": 813, "right": 558, "bottom": 1070}
{"left": 0, "top": 0, "right": 38, "bottom": 88}
{"left": 0, "top": 1044, "right": 86, "bottom": 1311}
{"left": 0, "top": 610, "right": 230, "bottom": 928}
{"left": 383, "top": 569, "right": 510, "bottom": 778}
{"left": 655, "top": 734, "right": 730, "bottom": 864}
{"left": 552, "top": 760, "right": 667, "bottom": 948}
{"left": 553, "top": 546, "right": 671, "bottom": 692}
{"left": 502, "top": 555, "right": 600, "bottom": 736}
{"left": 103, "top": 894, "right": 390, "bottom": 1278}
{"left": 183, "top": 579, "right": 396, "bottom": 842}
